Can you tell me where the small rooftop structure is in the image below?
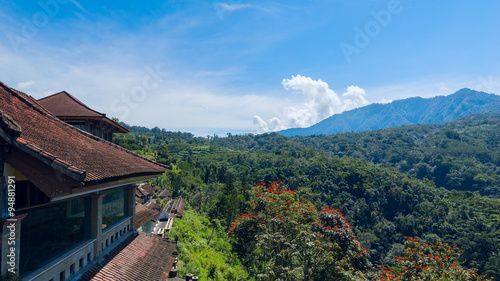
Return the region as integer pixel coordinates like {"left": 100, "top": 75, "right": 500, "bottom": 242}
{"left": 136, "top": 183, "right": 155, "bottom": 204}
{"left": 145, "top": 201, "right": 162, "bottom": 212}
{"left": 165, "top": 197, "right": 185, "bottom": 218}
{"left": 138, "top": 183, "right": 155, "bottom": 195}
{"left": 37, "top": 91, "right": 129, "bottom": 141}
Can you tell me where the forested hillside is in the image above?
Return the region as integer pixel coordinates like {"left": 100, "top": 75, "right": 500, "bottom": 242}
{"left": 212, "top": 112, "right": 500, "bottom": 197}
{"left": 114, "top": 112, "right": 500, "bottom": 279}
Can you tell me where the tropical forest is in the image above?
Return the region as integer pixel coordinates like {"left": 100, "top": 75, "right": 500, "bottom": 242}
{"left": 114, "top": 111, "right": 500, "bottom": 280}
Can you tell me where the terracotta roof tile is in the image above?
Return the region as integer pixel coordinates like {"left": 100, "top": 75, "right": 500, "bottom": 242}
{"left": 79, "top": 232, "right": 176, "bottom": 281}
{"left": 0, "top": 82, "right": 167, "bottom": 187}
{"left": 136, "top": 188, "right": 146, "bottom": 198}
{"left": 164, "top": 198, "right": 184, "bottom": 218}
{"left": 145, "top": 201, "right": 162, "bottom": 212}
{"left": 37, "top": 91, "right": 130, "bottom": 133}
{"left": 135, "top": 196, "right": 145, "bottom": 204}
{"left": 176, "top": 199, "right": 185, "bottom": 218}
{"left": 38, "top": 91, "right": 106, "bottom": 117}
{"left": 138, "top": 183, "right": 155, "bottom": 196}
{"left": 0, "top": 108, "right": 21, "bottom": 138}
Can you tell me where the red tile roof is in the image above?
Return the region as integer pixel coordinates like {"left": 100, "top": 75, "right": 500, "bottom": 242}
{"left": 79, "top": 232, "right": 176, "bottom": 281}
{"left": 145, "top": 201, "right": 162, "bottom": 212}
{"left": 136, "top": 193, "right": 145, "bottom": 204}
{"left": 176, "top": 198, "right": 185, "bottom": 218}
{"left": 137, "top": 183, "right": 155, "bottom": 196}
{"left": 0, "top": 82, "right": 167, "bottom": 196}
{"left": 164, "top": 197, "right": 184, "bottom": 218}
{"left": 0, "top": 107, "right": 22, "bottom": 137}
{"left": 37, "top": 91, "right": 130, "bottom": 133}
{"left": 38, "top": 91, "right": 104, "bottom": 117}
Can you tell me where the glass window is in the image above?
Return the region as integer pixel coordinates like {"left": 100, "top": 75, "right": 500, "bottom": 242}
{"left": 137, "top": 220, "right": 153, "bottom": 234}
{"left": 102, "top": 188, "right": 127, "bottom": 229}
{"left": 15, "top": 181, "right": 50, "bottom": 209}
{"left": 19, "top": 197, "right": 91, "bottom": 276}
{"left": 68, "top": 122, "right": 85, "bottom": 130}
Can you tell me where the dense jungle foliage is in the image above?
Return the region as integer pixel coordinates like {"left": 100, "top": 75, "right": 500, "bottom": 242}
{"left": 115, "top": 112, "right": 500, "bottom": 280}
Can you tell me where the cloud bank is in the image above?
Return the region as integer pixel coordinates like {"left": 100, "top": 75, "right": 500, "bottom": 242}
{"left": 17, "top": 80, "right": 35, "bottom": 89}
{"left": 254, "top": 75, "right": 370, "bottom": 133}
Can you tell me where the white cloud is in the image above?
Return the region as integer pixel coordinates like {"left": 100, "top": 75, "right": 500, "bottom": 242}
{"left": 17, "top": 80, "right": 35, "bottom": 89}
{"left": 70, "top": 0, "right": 87, "bottom": 13}
{"left": 0, "top": 29, "right": 289, "bottom": 136}
{"left": 217, "top": 3, "right": 253, "bottom": 12}
{"left": 254, "top": 75, "right": 371, "bottom": 133}
{"left": 341, "top": 85, "right": 370, "bottom": 109}
{"left": 214, "top": 2, "right": 271, "bottom": 20}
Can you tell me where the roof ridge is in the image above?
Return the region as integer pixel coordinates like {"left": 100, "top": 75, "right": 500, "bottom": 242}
{"left": 37, "top": 91, "right": 130, "bottom": 133}
{"left": 0, "top": 83, "right": 59, "bottom": 119}
{"left": 39, "top": 91, "right": 106, "bottom": 117}
{"left": 36, "top": 91, "right": 64, "bottom": 101}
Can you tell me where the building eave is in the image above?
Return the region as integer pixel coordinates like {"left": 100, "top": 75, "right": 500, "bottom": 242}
{"left": 51, "top": 173, "right": 164, "bottom": 202}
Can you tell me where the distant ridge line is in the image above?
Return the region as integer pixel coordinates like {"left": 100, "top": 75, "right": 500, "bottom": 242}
{"left": 278, "top": 88, "right": 500, "bottom": 137}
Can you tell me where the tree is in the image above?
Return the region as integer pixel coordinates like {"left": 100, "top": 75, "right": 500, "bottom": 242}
{"left": 229, "top": 181, "right": 369, "bottom": 280}
{"left": 365, "top": 237, "right": 487, "bottom": 280}
{"left": 158, "top": 144, "right": 170, "bottom": 158}
{"left": 395, "top": 237, "right": 484, "bottom": 280}
{"left": 311, "top": 206, "right": 370, "bottom": 279}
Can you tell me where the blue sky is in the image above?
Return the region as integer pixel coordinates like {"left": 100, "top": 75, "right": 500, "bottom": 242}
{"left": 1, "top": 0, "right": 499, "bottom": 136}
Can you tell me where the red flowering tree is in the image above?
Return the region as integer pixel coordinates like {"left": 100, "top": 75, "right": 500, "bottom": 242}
{"left": 229, "top": 181, "right": 369, "bottom": 280}
{"left": 310, "top": 207, "right": 370, "bottom": 279}
{"left": 363, "top": 237, "right": 487, "bottom": 281}
{"left": 394, "top": 237, "right": 486, "bottom": 280}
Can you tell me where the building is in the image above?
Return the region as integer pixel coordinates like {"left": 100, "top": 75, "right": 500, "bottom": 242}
{"left": 135, "top": 183, "right": 155, "bottom": 204}
{"left": 0, "top": 82, "right": 174, "bottom": 280}
{"left": 37, "top": 91, "right": 129, "bottom": 142}
{"left": 156, "top": 189, "right": 171, "bottom": 200}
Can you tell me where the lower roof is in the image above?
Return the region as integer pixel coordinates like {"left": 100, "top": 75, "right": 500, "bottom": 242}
{"left": 79, "top": 232, "right": 176, "bottom": 281}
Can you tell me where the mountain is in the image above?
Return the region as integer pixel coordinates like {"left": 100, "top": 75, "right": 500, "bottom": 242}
{"left": 278, "top": 88, "right": 500, "bottom": 136}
